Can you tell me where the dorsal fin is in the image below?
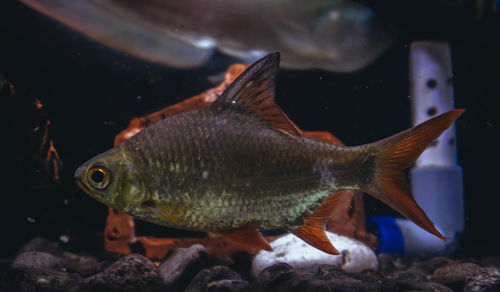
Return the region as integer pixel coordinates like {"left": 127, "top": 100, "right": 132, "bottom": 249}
{"left": 212, "top": 52, "right": 301, "bottom": 136}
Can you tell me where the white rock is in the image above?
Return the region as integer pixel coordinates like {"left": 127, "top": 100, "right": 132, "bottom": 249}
{"left": 252, "top": 231, "right": 378, "bottom": 277}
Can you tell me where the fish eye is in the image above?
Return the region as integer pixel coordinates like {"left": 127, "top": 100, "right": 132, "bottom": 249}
{"left": 87, "top": 166, "right": 110, "bottom": 190}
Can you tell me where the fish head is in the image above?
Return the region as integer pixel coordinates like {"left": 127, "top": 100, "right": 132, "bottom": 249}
{"left": 74, "top": 146, "right": 146, "bottom": 211}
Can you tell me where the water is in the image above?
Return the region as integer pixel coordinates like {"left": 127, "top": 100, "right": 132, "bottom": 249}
{"left": 0, "top": 0, "right": 498, "bottom": 265}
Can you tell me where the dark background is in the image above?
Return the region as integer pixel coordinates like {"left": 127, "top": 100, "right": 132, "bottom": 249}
{"left": 0, "top": 0, "right": 498, "bottom": 258}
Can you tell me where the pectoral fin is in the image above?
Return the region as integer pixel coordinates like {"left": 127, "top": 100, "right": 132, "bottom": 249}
{"left": 292, "top": 194, "right": 347, "bottom": 255}
{"left": 142, "top": 201, "right": 185, "bottom": 224}
{"left": 220, "top": 226, "right": 272, "bottom": 251}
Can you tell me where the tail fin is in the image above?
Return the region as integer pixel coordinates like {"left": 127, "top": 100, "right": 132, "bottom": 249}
{"left": 363, "top": 109, "right": 464, "bottom": 240}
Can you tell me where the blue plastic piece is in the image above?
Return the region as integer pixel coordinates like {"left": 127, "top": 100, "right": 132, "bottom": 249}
{"left": 367, "top": 216, "right": 405, "bottom": 254}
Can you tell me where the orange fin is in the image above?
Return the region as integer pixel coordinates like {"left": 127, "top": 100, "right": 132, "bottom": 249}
{"left": 212, "top": 53, "right": 301, "bottom": 136}
{"left": 365, "top": 109, "right": 465, "bottom": 240}
{"left": 220, "top": 226, "right": 273, "bottom": 252}
{"left": 292, "top": 194, "right": 347, "bottom": 255}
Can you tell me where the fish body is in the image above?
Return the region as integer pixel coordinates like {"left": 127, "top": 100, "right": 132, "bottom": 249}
{"left": 19, "top": 0, "right": 392, "bottom": 72}
{"left": 83, "top": 107, "right": 363, "bottom": 231}
{"left": 75, "top": 53, "right": 464, "bottom": 254}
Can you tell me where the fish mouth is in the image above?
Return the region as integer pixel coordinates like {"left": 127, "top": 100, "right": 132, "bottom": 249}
{"left": 74, "top": 165, "right": 91, "bottom": 195}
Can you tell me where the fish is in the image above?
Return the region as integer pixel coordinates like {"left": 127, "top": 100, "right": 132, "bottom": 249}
{"left": 19, "top": 0, "right": 392, "bottom": 72}
{"left": 75, "top": 53, "right": 464, "bottom": 255}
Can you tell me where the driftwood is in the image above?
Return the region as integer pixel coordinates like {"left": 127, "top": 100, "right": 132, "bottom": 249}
{"left": 106, "top": 64, "right": 376, "bottom": 259}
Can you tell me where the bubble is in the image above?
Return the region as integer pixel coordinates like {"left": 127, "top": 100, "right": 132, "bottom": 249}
{"left": 60, "top": 235, "right": 69, "bottom": 243}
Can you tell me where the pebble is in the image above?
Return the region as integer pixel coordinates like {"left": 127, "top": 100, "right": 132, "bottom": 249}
{"left": 255, "top": 263, "right": 332, "bottom": 292}
{"left": 397, "top": 281, "right": 453, "bottom": 291}
{"left": 185, "top": 265, "right": 242, "bottom": 292}
{"left": 377, "top": 253, "right": 400, "bottom": 273}
{"left": 254, "top": 262, "right": 296, "bottom": 290}
{"left": 317, "top": 266, "right": 366, "bottom": 292}
{"left": 255, "top": 262, "right": 395, "bottom": 292}
{"left": 5, "top": 250, "right": 84, "bottom": 291}
{"left": 340, "top": 268, "right": 394, "bottom": 291}
{"left": 392, "top": 269, "right": 428, "bottom": 283}
{"left": 464, "top": 266, "right": 500, "bottom": 292}
{"left": 5, "top": 236, "right": 500, "bottom": 292}
{"left": 206, "top": 279, "right": 250, "bottom": 292}
{"left": 17, "top": 237, "right": 97, "bottom": 275}
{"left": 3, "top": 268, "right": 79, "bottom": 292}
{"left": 431, "top": 262, "right": 482, "bottom": 290}
{"left": 411, "top": 256, "right": 454, "bottom": 275}
{"left": 12, "top": 251, "right": 63, "bottom": 270}
{"left": 159, "top": 243, "right": 208, "bottom": 289}
{"left": 252, "top": 231, "right": 378, "bottom": 277}
{"left": 77, "top": 254, "right": 163, "bottom": 292}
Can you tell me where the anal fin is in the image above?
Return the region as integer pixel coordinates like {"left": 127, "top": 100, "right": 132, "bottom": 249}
{"left": 292, "top": 194, "right": 347, "bottom": 255}
{"left": 220, "top": 226, "right": 272, "bottom": 252}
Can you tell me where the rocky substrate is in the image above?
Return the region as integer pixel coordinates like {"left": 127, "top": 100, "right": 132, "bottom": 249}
{"left": 1, "top": 237, "right": 500, "bottom": 292}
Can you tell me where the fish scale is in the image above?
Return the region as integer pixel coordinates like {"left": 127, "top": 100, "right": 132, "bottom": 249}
{"left": 119, "top": 104, "right": 340, "bottom": 231}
